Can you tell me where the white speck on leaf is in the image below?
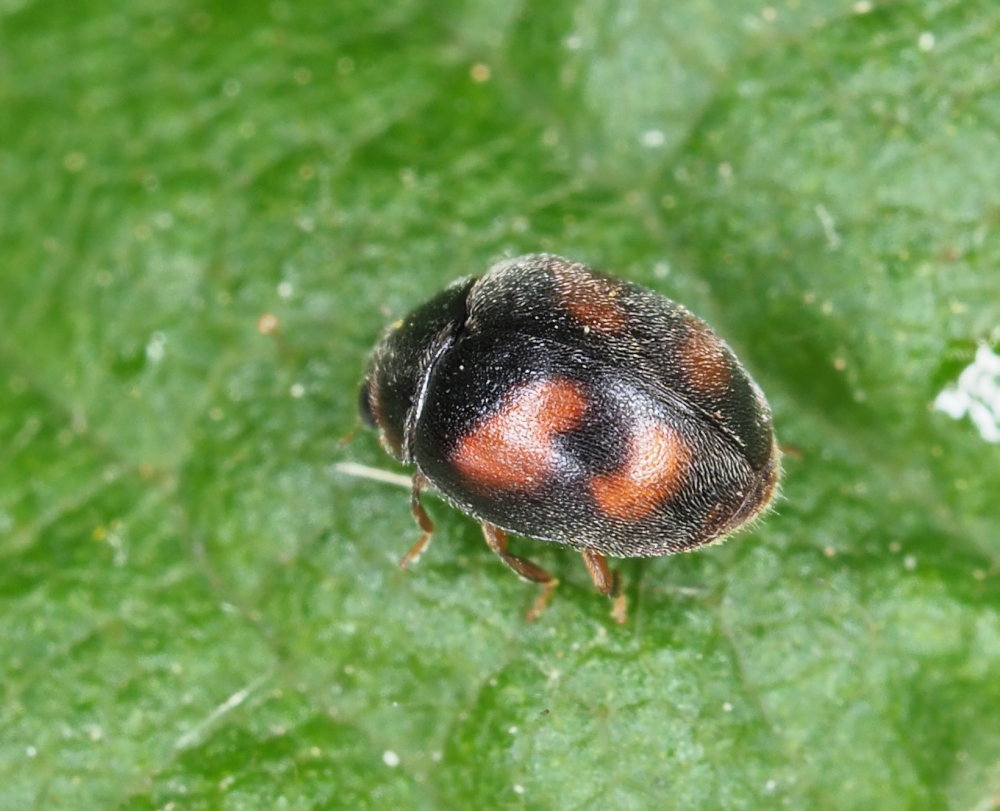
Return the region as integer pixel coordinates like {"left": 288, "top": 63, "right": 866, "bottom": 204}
{"left": 383, "top": 750, "right": 400, "bottom": 767}
{"left": 918, "top": 31, "right": 936, "bottom": 52}
{"left": 934, "top": 344, "right": 1000, "bottom": 442}
{"left": 145, "top": 332, "right": 166, "bottom": 363}
{"left": 641, "top": 129, "right": 665, "bottom": 148}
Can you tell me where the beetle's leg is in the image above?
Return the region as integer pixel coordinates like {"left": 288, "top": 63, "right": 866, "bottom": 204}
{"left": 581, "top": 549, "right": 628, "bottom": 624}
{"left": 400, "top": 472, "right": 434, "bottom": 568}
{"left": 481, "top": 523, "right": 558, "bottom": 621}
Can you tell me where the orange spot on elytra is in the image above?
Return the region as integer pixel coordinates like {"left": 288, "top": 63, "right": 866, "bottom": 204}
{"left": 678, "top": 318, "right": 731, "bottom": 396}
{"left": 590, "top": 422, "right": 690, "bottom": 520}
{"left": 551, "top": 262, "right": 628, "bottom": 334}
{"left": 452, "top": 378, "right": 588, "bottom": 491}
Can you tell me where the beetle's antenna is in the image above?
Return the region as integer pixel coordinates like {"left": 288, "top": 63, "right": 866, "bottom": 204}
{"left": 332, "top": 462, "right": 412, "bottom": 490}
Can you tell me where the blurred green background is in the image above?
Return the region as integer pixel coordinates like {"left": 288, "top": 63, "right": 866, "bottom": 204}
{"left": 2, "top": 0, "right": 999, "bottom": 807}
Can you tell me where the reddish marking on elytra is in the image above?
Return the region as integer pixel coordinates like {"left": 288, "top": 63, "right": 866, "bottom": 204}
{"left": 551, "top": 262, "right": 628, "bottom": 334}
{"left": 452, "top": 378, "right": 588, "bottom": 491}
{"left": 590, "top": 422, "right": 690, "bottom": 520}
{"left": 677, "top": 318, "right": 731, "bottom": 396}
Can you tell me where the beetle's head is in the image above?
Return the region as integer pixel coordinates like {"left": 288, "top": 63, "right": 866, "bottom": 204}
{"left": 359, "top": 276, "right": 475, "bottom": 461}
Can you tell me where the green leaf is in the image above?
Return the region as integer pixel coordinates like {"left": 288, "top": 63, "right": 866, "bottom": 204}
{"left": 3, "top": 0, "right": 999, "bottom": 807}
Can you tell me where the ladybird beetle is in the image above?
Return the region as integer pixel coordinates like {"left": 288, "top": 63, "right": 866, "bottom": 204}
{"left": 359, "top": 254, "right": 780, "bottom": 622}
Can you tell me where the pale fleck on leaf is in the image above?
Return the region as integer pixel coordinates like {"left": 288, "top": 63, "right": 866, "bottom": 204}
{"left": 2, "top": 1, "right": 998, "bottom": 808}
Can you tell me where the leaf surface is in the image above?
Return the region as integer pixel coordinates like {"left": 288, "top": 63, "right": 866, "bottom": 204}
{"left": 2, "top": 1, "right": 999, "bottom": 808}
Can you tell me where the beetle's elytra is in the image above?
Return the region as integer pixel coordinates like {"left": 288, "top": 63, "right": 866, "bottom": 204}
{"left": 359, "top": 254, "right": 780, "bottom": 621}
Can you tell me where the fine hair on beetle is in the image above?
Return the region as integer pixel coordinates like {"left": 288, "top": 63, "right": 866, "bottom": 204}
{"left": 357, "top": 254, "right": 781, "bottom": 622}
